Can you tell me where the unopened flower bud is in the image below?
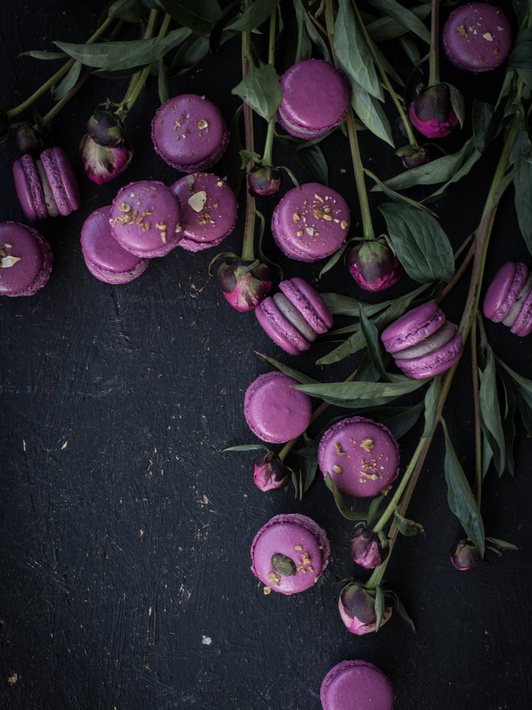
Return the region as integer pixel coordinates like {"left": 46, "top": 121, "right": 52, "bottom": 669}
{"left": 396, "top": 144, "right": 430, "bottom": 169}
{"left": 80, "top": 134, "right": 133, "bottom": 184}
{"left": 450, "top": 539, "right": 483, "bottom": 571}
{"left": 338, "top": 581, "right": 392, "bottom": 635}
{"left": 408, "top": 84, "right": 459, "bottom": 139}
{"left": 87, "top": 109, "right": 125, "bottom": 147}
{"left": 217, "top": 258, "right": 273, "bottom": 312}
{"left": 253, "top": 452, "right": 288, "bottom": 492}
{"left": 348, "top": 238, "right": 401, "bottom": 292}
{"left": 350, "top": 524, "right": 389, "bottom": 569}
{"left": 247, "top": 165, "right": 282, "bottom": 197}
{"left": 15, "top": 123, "right": 43, "bottom": 154}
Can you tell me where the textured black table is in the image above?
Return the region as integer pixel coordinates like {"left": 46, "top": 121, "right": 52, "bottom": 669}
{"left": 1, "top": 2, "right": 531, "bottom": 709}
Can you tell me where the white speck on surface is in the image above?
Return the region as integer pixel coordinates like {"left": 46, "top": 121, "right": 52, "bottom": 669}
{"left": 202, "top": 636, "right": 212, "bottom": 645}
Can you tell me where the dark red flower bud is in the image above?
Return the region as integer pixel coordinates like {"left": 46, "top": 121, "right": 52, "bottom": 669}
{"left": 87, "top": 110, "right": 125, "bottom": 147}
{"left": 350, "top": 524, "right": 389, "bottom": 569}
{"left": 253, "top": 452, "right": 288, "bottom": 491}
{"left": 217, "top": 258, "right": 273, "bottom": 312}
{"left": 450, "top": 539, "right": 483, "bottom": 571}
{"left": 247, "top": 165, "right": 282, "bottom": 197}
{"left": 338, "top": 581, "right": 392, "bottom": 635}
{"left": 396, "top": 144, "right": 430, "bottom": 169}
{"left": 80, "top": 134, "right": 133, "bottom": 184}
{"left": 409, "top": 84, "right": 460, "bottom": 139}
{"left": 348, "top": 238, "right": 401, "bottom": 292}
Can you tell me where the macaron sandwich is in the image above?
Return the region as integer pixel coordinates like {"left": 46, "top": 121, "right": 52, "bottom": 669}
{"left": 320, "top": 660, "right": 395, "bottom": 710}
{"left": 0, "top": 221, "right": 53, "bottom": 297}
{"left": 483, "top": 261, "right": 532, "bottom": 337}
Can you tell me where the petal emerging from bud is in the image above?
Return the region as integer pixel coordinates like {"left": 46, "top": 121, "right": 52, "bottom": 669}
{"left": 348, "top": 238, "right": 401, "bottom": 292}
{"left": 253, "top": 452, "right": 289, "bottom": 492}
{"left": 350, "top": 524, "right": 389, "bottom": 569}
{"left": 80, "top": 134, "right": 133, "bottom": 184}
{"left": 87, "top": 110, "right": 125, "bottom": 147}
{"left": 450, "top": 539, "right": 483, "bottom": 571}
{"left": 396, "top": 144, "right": 430, "bottom": 169}
{"left": 338, "top": 582, "right": 392, "bottom": 635}
{"left": 217, "top": 258, "right": 273, "bottom": 312}
{"left": 409, "top": 85, "right": 459, "bottom": 139}
{"left": 247, "top": 165, "right": 282, "bottom": 197}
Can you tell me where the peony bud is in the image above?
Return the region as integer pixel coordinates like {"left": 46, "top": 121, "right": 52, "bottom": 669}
{"left": 348, "top": 238, "right": 401, "bottom": 292}
{"left": 217, "top": 258, "right": 273, "bottom": 312}
{"left": 15, "top": 123, "right": 44, "bottom": 154}
{"left": 450, "top": 539, "right": 483, "bottom": 571}
{"left": 338, "top": 581, "right": 392, "bottom": 635}
{"left": 253, "top": 452, "right": 289, "bottom": 492}
{"left": 87, "top": 109, "right": 125, "bottom": 147}
{"left": 396, "top": 144, "right": 430, "bottom": 169}
{"left": 79, "top": 134, "right": 133, "bottom": 184}
{"left": 350, "top": 524, "right": 389, "bottom": 569}
{"left": 247, "top": 165, "right": 282, "bottom": 197}
{"left": 408, "top": 84, "right": 459, "bottom": 139}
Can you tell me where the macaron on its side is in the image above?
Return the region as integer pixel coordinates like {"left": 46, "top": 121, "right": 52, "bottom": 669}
{"left": 318, "top": 416, "right": 400, "bottom": 498}
{"left": 320, "top": 660, "right": 395, "bottom": 710}
{"left": 279, "top": 277, "right": 333, "bottom": 334}
{"left": 273, "top": 292, "right": 318, "bottom": 343}
{"left": 151, "top": 94, "right": 229, "bottom": 172}
{"left": 381, "top": 302, "right": 446, "bottom": 354}
{"left": 40, "top": 147, "right": 80, "bottom": 216}
{"left": 394, "top": 320, "right": 457, "bottom": 360}
{"left": 442, "top": 3, "right": 512, "bottom": 73}
{"left": 250, "top": 513, "right": 330, "bottom": 595}
{"left": 0, "top": 222, "right": 52, "bottom": 296}
{"left": 13, "top": 155, "right": 49, "bottom": 222}
{"left": 511, "top": 287, "right": 532, "bottom": 336}
{"left": 483, "top": 262, "right": 528, "bottom": 322}
{"left": 244, "top": 371, "right": 313, "bottom": 444}
{"left": 256, "top": 296, "right": 310, "bottom": 355}
{"left": 395, "top": 328, "right": 464, "bottom": 379}
{"left": 34, "top": 160, "right": 60, "bottom": 218}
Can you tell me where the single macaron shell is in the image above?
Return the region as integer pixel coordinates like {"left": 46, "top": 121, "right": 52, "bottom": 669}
{"left": 442, "top": 3, "right": 512, "bottom": 73}
{"left": 40, "top": 147, "right": 80, "bottom": 216}
{"left": 170, "top": 172, "right": 237, "bottom": 252}
{"left": 81, "top": 205, "right": 149, "bottom": 284}
{"left": 277, "top": 59, "right": 350, "bottom": 139}
{"left": 151, "top": 94, "right": 229, "bottom": 172}
{"left": 318, "top": 416, "right": 400, "bottom": 498}
{"left": 320, "top": 660, "right": 395, "bottom": 710}
{"left": 110, "top": 181, "right": 183, "bottom": 258}
{"left": 250, "top": 513, "right": 330, "bottom": 595}
{"left": 0, "top": 221, "right": 53, "bottom": 297}
{"left": 381, "top": 302, "right": 446, "bottom": 354}
{"left": 272, "top": 183, "right": 350, "bottom": 262}
{"left": 244, "top": 371, "right": 312, "bottom": 444}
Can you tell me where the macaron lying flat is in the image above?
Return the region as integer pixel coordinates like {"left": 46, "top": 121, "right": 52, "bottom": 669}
{"left": 277, "top": 59, "right": 350, "bottom": 139}
{"left": 110, "top": 180, "right": 183, "bottom": 258}
{"left": 320, "top": 660, "right": 395, "bottom": 710}
{"left": 244, "top": 371, "right": 312, "bottom": 444}
{"left": 0, "top": 221, "right": 53, "bottom": 296}
{"left": 318, "top": 416, "right": 400, "bottom": 498}
{"left": 272, "top": 182, "right": 350, "bottom": 262}
{"left": 81, "top": 205, "right": 149, "bottom": 284}
{"left": 381, "top": 303, "right": 463, "bottom": 379}
{"left": 443, "top": 3, "right": 512, "bottom": 73}
{"left": 171, "top": 172, "right": 237, "bottom": 252}
{"left": 483, "top": 261, "right": 532, "bottom": 337}
{"left": 255, "top": 277, "right": 333, "bottom": 355}
{"left": 250, "top": 513, "right": 330, "bottom": 595}
{"left": 151, "top": 94, "right": 229, "bottom": 172}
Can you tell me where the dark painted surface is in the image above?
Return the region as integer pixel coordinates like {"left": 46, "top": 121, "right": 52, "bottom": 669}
{"left": 1, "top": 2, "right": 531, "bottom": 709}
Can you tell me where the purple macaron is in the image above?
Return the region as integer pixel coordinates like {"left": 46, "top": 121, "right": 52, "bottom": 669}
{"left": 276, "top": 59, "right": 350, "bottom": 139}
{"left": 320, "top": 660, "right": 395, "bottom": 710}
{"left": 483, "top": 261, "right": 532, "bottom": 337}
{"left": 170, "top": 172, "right": 238, "bottom": 252}
{"left": 272, "top": 182, "right": 350, "bottom": 262}
{"left": 13, "top": 147, "right": 80, "bottom": 222}
{"left": 0, "top": 221, "right": 53, "bottom": 296}
{"left": 110, "top": 180, "right": 183, "bottom": 258}
{"left": 443, "top": 3, "right": 512, "bottom": 73}
{"left": 244, "top": 371, "right": 312, "bottom": 444}
{"left": 151, "top": 94, "right": 229, "bottom": 173}
{"left": 250, "top": 513, "right": 330, "bottom": 595}
{"left": 255, "top": 277, "right": 333, "bottom": 355}
{"left": 81, "top": 205, "right": 149, "bottom": 284}
{"left": 318, "top": 416, "right": 400, "bottom": 498}
{"left": 381, "top": 302, "right": 463, "bottom": 379}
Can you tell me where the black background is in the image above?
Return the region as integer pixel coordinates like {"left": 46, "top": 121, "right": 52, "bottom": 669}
{"left": 1, "top": 2, "right": 531, "bottom": 709}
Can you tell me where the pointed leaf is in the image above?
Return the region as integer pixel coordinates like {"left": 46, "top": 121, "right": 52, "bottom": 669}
{"left": 296, "top": 142, "right": 329, "bottom": 184}
{"left": 52, "top": 60, "right": 82, "bottom": 100}
{"left": 394, "top": 511, "right": 424, "bottom": 536}
{"left": 325, "top": 475, "right": 368, "bottom": 520}
{"left": 225, "top": 0, "right": 280, "bottom": 31}
{"left": 375, "top": 585, "right": 386, "bottom": 631}
{"left": 159, "top": 0, "right": 222, "bottom": 34}
{"left": 223, "top": 444, "right": 268, "bottom": 452}
{"left": 512, "top": 128, "right": 532, "bottom": 253}
{"left": 349, "top": 79, "right": 394, "bottom": 146}
{"left": 256, "top": 353, "right": 318, "bottom": 385}
{"left": 368, "top": 0, "right": 430, "bottom": 43}
{"left": 295, "top": 379, "right": 426, "bottom": 407}
{"left": 231, "top": 64, "right": 282, "bottom": 122}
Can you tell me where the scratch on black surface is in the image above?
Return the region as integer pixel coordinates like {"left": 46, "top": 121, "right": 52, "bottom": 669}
{"left": 23, "top": 556, "right": 70, "bottom": 593}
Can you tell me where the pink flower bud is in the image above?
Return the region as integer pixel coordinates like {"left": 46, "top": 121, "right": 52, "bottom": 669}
{"left": 253, "top": 452, "right": 288, "bottom": 492}
{"left": 247, "top": 165, "right": 282, "bottom": 197}
{"left": 350, "top": 524, "right": 389, "bottom": 569}
{"left": 338, "top": 581, "right": 392, "bottom": 635}
{"left": 217, "top": 258, "right": 273, "bottom": 312}
{"left": 409, "top": 84, "right": 459, "bottom": 139}
{"left": 450, "top": 539, "right": 483, "bottom": 571}
{"left": 348, "top": 238, "right": 401, "bottom": 292}
{"left": 79, "top": 134, "right": 133, "bottom": 184}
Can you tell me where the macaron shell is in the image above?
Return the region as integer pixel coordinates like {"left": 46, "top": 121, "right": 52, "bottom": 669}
{"left": 443, "top": 3, "right": 512, "bottom": 73}
{"left": 279, "top": 277, "right": 333, "bottom": 333}
{"left": 394, "top": 320, "right": 457, "bottom": 360}
{"left": 0, "top": 221, "right": 52, "bottom": 296}
{"left": 40, "top": 147, "right": 80, "bottom": 216}
{"left": 396, "top": 328, "right": 464, "bottom": 379}
{"left": 318, "top": 417, "right": 400, "bottom": 498}
{"left": 483, "top": 262, "right": 528, "bottom": 322}
{"left": 256, "top": 296, "right": 310, "bottom": 355}
{"left": 510, "top": 284, "right": 532, "bottom": 336}
{"left": 171, "top": 172, "right": 237, "bottom": 251}
{"left": 13, "top": 154, "right": 48, "bottom": 222}
{"left": 320, "top": 660, "right": 395, "bottom": 710}
{"left": 250, "top": 513, "right": 330, "bottom": 595}
{"left": 381, "top": 302, "right": 446, "bottom": 354}
{"left": 244, "top": 372, "right": 312, "bottom": 444}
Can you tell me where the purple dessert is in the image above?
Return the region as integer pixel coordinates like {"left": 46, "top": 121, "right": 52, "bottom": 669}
{"left": 0, "top": 221, "right": 52, "bottom": 297}
{"left": 483, "top": 261, "right": 532, "bottom": 337}
{"left": 320, "top": 660, "right": 395, "bottom": 710}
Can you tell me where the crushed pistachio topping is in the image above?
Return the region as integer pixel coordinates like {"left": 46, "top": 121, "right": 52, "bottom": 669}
{"left": 267, "top": 571, "right": 281, "bottom": 586}
{"left": 360, "top": 438, "right": 375, "bottom": 452}
{"left": 333, "top": 464, "right": 343, "bottom": 475}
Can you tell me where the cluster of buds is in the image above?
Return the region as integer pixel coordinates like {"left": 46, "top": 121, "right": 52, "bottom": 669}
{"left": 80, "top": 109, "right": 133, "bottom": 184}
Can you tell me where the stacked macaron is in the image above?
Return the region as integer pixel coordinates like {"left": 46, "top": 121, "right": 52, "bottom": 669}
{"left": 483, "top": 261, "right": 532, "bottom": 337}
{"left": 255, "top": 277, "right": 333, "bottom": 355}
{"left": 0, "top": 221, "right": 53, "bottom": 297}
{"left": 442, "top": 3, "right": 512, "bottom": 73}
{"left": 320, "top": 660, "right": 395, "bottom": 710}
{"left": 381, "top": 303, "right": 463, "bottom": 379}
{"left": 271, "top": 182, "right": 350, "bottom": 262}
{"left": 250, "top": 513, "right": 330, "bottom": 595}
{"left": 318, "top": 416, "right": 400, "bottom": 498}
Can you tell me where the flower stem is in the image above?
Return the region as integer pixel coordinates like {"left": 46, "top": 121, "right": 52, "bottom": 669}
{"left": 261, "top": 7, "right": 277, "bottom": 168}
{"left": 241, "top": 0, "right": 257, "bottom": 262}
{"left": 470, "top": 316, "right": 483, "bottom": 507}
{"left": 429, "top": 0, "right": 440, "bottom": 87}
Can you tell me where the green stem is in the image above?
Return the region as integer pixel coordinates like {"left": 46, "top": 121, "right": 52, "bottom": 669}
{"left": 471, "top": 317, "right": 483, "bottom": 507}
{"left": 261, "top": 8, "right": 277, "bottom": 167}
{"left": 241, "top": 1, "right": 256, "bottom": 261}
{"left": 429, "top": 0, "right": 440, "bottom": 87}
{"left": 7, "top": 15, "right": 114, "bottom": 119}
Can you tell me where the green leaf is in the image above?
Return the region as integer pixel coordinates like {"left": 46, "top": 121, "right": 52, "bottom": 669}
{"left": 471, "top": 100, "right": 496, "bottom": 153}
{"left": 52, "top": 60, "right": 82, "bottom": 100}
{"left": 375, "top": 585, "right": 386, "bottom": 631}
{"left": 293, "top": 0, "right": 312, "bottom": 63}
{"left": 387, "top": 588, "right": 415, "bottom": 631}
{"left": 167, "top": 33, "right": 209, "bottom": 76}
{"left": 319, "top": 242, "right": 349, "bottom": 278}
{"left": 295, "top": 379, "right": 426, "bottom": 407}
{"left": 379, "top": 203, "right": 455, "bottom": 283}
{"left": 20, "top": 50, "right": 68, "bottom": 60}
{"left": 225, "top": 0, "right": 280, "bottom": 31}
{"left": 447, "top": 83, "right": 465, "bottom": 128}
{"left": 256, "top": 353, "right": 318, "bottom": 385}
{"left": 159, "top": 0, "right": 222, "bottom": 34}
{"left": 223, "top": 444, "right": 268, "bottom": 452}
{"left": 441, "top": 419, "right": 485, "bottom": 555}
{"left": 156, "top": 59, "right": 169, "bottom": 104}
{"left": 367, "top": 0, "right": 430, "bottom": 43}
{"left": 394, "top": 511, "right": 424, "bottom": 536}
{"left": 366, "top": 3, "right": 431, "bottom": 42}
{"left": 359, "top": 305, "right": 389, "bottom": 380}
{"left": 486, "top": 536, "right": 518, "bottom": 551}
{"left": 297, "top": 451, "right": 318, "bottom": 499}
{"left": 423, "top": 378, "right": 441, "bottom": 437}
{"left": 325, "top": 475, "right": 369, "bottom": 520}
{"left": 231, "top": 64, "right": 282, "bottom": 122}
{"left": 349, "top": 78, "right": 394, "bottom": 146}
{"left": 367, "top": 495, "right": 385, "bottom": 525}
{"left": 296, "top": 143, "right": 329, "bottom": 184}
{"left": 479, "top": 346, "right": 506, "bottom": 475}
{"left": 512, "top": 128, "right": 532, "bottom": 253}
{"left": 107, "top": 0, "right": 145, "bottom": 21}
{"left": 509, "top": 27, "right": 532, "bottom": 69}
{"left": 365, "top": 169, "right": 437, "bottom": 215}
